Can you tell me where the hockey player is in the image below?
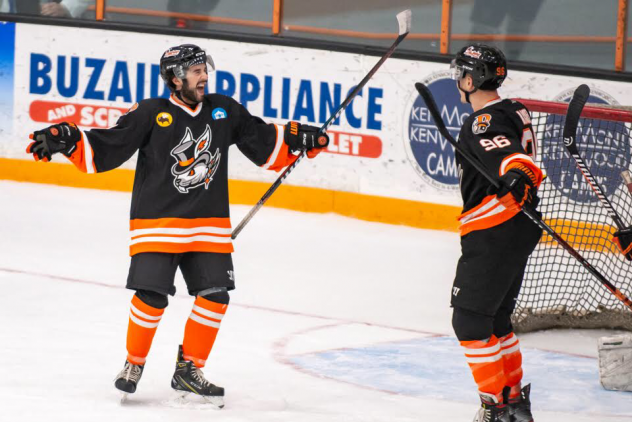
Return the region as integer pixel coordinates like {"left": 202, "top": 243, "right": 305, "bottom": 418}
{"left": 26, "top": 44, "right": 329, "bottom": 407}
{"left": 449, "top": 44, "right": 542, "bottom": 422}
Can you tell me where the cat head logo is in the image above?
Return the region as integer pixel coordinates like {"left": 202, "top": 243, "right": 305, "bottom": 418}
{"left": 472, "top": 113, "right": 492, "bottom": 134}
{"left": 156, "top": 112, "right": 173, "bottom": 127}
{"left": 170, "top": 125, "right": 221, "bottom": 193}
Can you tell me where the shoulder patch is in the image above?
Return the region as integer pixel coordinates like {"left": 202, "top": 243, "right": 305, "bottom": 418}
{"left": 212, "top": 107, "right": 227, "bottom": 120}
{"left": 472, "top": 113, "right": 492, "bottom": 135}
{"left": 156, "top": 112, "right": 173, "bottom": 127}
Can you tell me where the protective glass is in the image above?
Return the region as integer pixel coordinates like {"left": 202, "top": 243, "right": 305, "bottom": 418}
{"left": 175, "top": 54, "right": 215, "bottom": 79}
{"left": 450, "top": 59, "right": 465, "bottom": 81}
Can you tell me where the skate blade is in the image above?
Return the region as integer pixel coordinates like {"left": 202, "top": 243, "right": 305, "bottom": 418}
{"left": 119, "top": 392, "right": 129, "bottom": 405}
{"left": 165, "top": 391, "right": 224, "bottom": 409}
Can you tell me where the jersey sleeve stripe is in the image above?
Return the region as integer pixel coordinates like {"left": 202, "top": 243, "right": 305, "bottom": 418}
{"left": 64, "top": 130, "right": 96, "bottom": 174}
{"left": 261, "top": 124, "right": 287, "bottom": 170}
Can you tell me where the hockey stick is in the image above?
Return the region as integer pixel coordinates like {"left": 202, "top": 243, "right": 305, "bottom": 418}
{"left": 415, "top": 82, "right": 632, "bottom": 311}
{"left": 231, "top": 9, "right": 412, "bottom": 240}
{"left": 563, "top": 84, "right": 628, "bottom": 229}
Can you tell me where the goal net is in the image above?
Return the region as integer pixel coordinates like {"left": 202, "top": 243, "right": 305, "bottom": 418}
{"left": 512, "top": 98, "right": 632, "bottom": 332}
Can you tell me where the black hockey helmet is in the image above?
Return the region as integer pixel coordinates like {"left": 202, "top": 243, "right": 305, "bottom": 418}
{"left": 160, "top": 44, "right": 215, "bottom": 91}
{"left": 451, "top": 43, "right": 507, "bottom": 90}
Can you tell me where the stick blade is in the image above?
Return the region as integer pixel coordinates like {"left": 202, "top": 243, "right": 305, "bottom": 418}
{"left": 397, "top": 9, "right": 412, "bottom": 35}
{"left": 563, "top": 84, "right": 590, "bottom": 140}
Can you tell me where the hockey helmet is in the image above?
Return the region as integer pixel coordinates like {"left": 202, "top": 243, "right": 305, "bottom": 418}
{"left": 450, "top": 44, "right": 507, "bottom": 90}
{"left": 160, "top": 44, "right": 215, "bottom": 91}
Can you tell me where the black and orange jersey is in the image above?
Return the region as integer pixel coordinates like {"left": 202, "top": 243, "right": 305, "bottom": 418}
{"left": 65, "top": 93, "right": 295, "bottom": 255}
{"left": 456, "top": 98, "right": 543, "bottom": 236}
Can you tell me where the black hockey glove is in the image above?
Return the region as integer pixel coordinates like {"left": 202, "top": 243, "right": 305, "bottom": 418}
{"left": 489, "top": 167, "right": 538, "bottom": 212}
{"left": 612, "top": 227, "right": 632, "bottom": 261}
{"left": 27, "top": 122, "right": 81, "bottom": 162}
{"left": 284, "top": 121, "right": 329, "bottom": 158}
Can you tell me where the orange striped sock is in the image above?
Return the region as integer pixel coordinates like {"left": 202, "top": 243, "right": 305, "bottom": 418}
{"left": 181, "top": 296, "right": 228, "bottom": 368}
{"left": 126, "top": 294, "right": 165, "bottom": 365}
{"left": 499, "top": 332, "right": 523, "bottom": 398}
{"left": 461, "top": 335, "right": 507, "bottom": 399}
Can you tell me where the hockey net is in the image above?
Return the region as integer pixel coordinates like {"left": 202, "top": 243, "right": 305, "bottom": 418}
{"left": 512, "top": 98, "right": 632, "bottom": 333}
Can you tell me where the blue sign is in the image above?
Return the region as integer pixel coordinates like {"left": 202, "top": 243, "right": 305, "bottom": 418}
{"left": 541, "top": 92, "right": 631, "bottom": 204}
{"left": 0, "top": 22, "right": 15, "bottom": 139}
{"left": 405, "top": 73, "right": 471, "bottom": 191}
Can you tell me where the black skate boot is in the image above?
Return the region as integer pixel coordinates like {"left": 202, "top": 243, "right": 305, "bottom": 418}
{"left": 473, "top": 392, "right": 511, "bottom": 422}
{"left": 171, "top": 345, "right": 224, "bottom": 408}
{"left": 114, "top": 361, "right": 144, "bottom": 394}
{"left": 507, "top": 384, "right": 534, "bottom": 422}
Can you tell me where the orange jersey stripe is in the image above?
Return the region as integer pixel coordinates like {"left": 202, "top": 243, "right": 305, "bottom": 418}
{"left": 130, "top": 241, "right": 234, "bottom": 256}
{"left": 130, "top": 217, "right": 231, "bottom": 230}
{"left": 65, "top": 132, "right": 96, "bottom": 174}
{"left": 458, "top": 195, "right": 519, "bottom": 237}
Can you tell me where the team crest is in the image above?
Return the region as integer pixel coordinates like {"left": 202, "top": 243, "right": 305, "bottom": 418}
{"left": 472, "top": 113, "right": 492, "bottom": 134}
{"left": 170, "top": 125, "right": 221, "bottom": 193}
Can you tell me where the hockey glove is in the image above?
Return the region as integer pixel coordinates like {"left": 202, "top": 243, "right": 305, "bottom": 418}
{"left": 284, "top": 121, "right": 329, "bottom": 158}
{"left": 490, "top": 168, "right": 538, "bottom": 212}
{"left": 27, "top": 122, "right": 81, "bottom": 162}
{"left": 612, "top": 227, "right": 632, "bottom": 261}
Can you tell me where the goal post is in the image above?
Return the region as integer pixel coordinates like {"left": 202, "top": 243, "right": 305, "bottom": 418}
{"left": 512, "top": 98, "right": 632, "bottom": 333}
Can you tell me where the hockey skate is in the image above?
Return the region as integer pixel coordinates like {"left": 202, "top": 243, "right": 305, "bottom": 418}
{"left": 473, "top": 392, "right": 510, "bottom": 422}
{"left": 114, "top": 361, "right": 144, "bottom": 400}
{"left": 171, "top": 345, "right": 224, "bottom": 409}
{"left": 507, "top": 384, "right": 534, "bottom": 422}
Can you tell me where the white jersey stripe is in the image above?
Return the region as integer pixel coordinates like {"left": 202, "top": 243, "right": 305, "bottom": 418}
{"left": 81, "top": 130, "right": 95, "bottom": 174}
{"left": 130, "top": 235, "right": 233, "bottom": 246}
{"left": 131, "top": 226, "right": 232, "bottom": 237}
{"left": 262, "top": 124, "right": 285, "bottom": 170}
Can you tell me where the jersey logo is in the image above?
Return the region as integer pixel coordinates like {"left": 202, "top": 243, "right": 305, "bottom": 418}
{"left": 212, "top": 107, "right": 227, "bottom": 120}
{"left": 157, "top": 112, "right": 173, "bottom": 127}
{"left": 170, "top": 125, "right": 221, "bottom": 193}
{"left": 472, "top": 113, "right": 492, "bottom": 134}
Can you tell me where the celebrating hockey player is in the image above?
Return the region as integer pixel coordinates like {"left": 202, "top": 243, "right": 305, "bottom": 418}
{"left": 26, "top": 44, "right": 329, "bottom": 406}
{"left": 448, "top": 44, "right": 542, "bottom": 422}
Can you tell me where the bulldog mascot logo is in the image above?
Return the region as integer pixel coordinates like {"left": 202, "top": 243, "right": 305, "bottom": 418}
{"left": 170, "top": 125, "right": 221, "bottom": 193}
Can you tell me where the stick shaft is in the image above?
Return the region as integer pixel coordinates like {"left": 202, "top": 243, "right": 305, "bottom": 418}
{"left": 232, "top": 14, "right": 411, "bottom": 239}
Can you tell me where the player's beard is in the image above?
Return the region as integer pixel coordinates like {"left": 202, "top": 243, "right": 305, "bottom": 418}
{"left": 180, "top": 79, "right": 203, "bottom": 105}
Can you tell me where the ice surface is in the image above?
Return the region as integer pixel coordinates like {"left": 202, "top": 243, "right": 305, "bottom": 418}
{"left": 0, "top": 181, "right": 630, "bottom": 421}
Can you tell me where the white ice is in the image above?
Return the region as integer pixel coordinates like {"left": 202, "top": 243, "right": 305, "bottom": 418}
{"left": 0, "top": 180, "right": 630, "bottom": 421}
